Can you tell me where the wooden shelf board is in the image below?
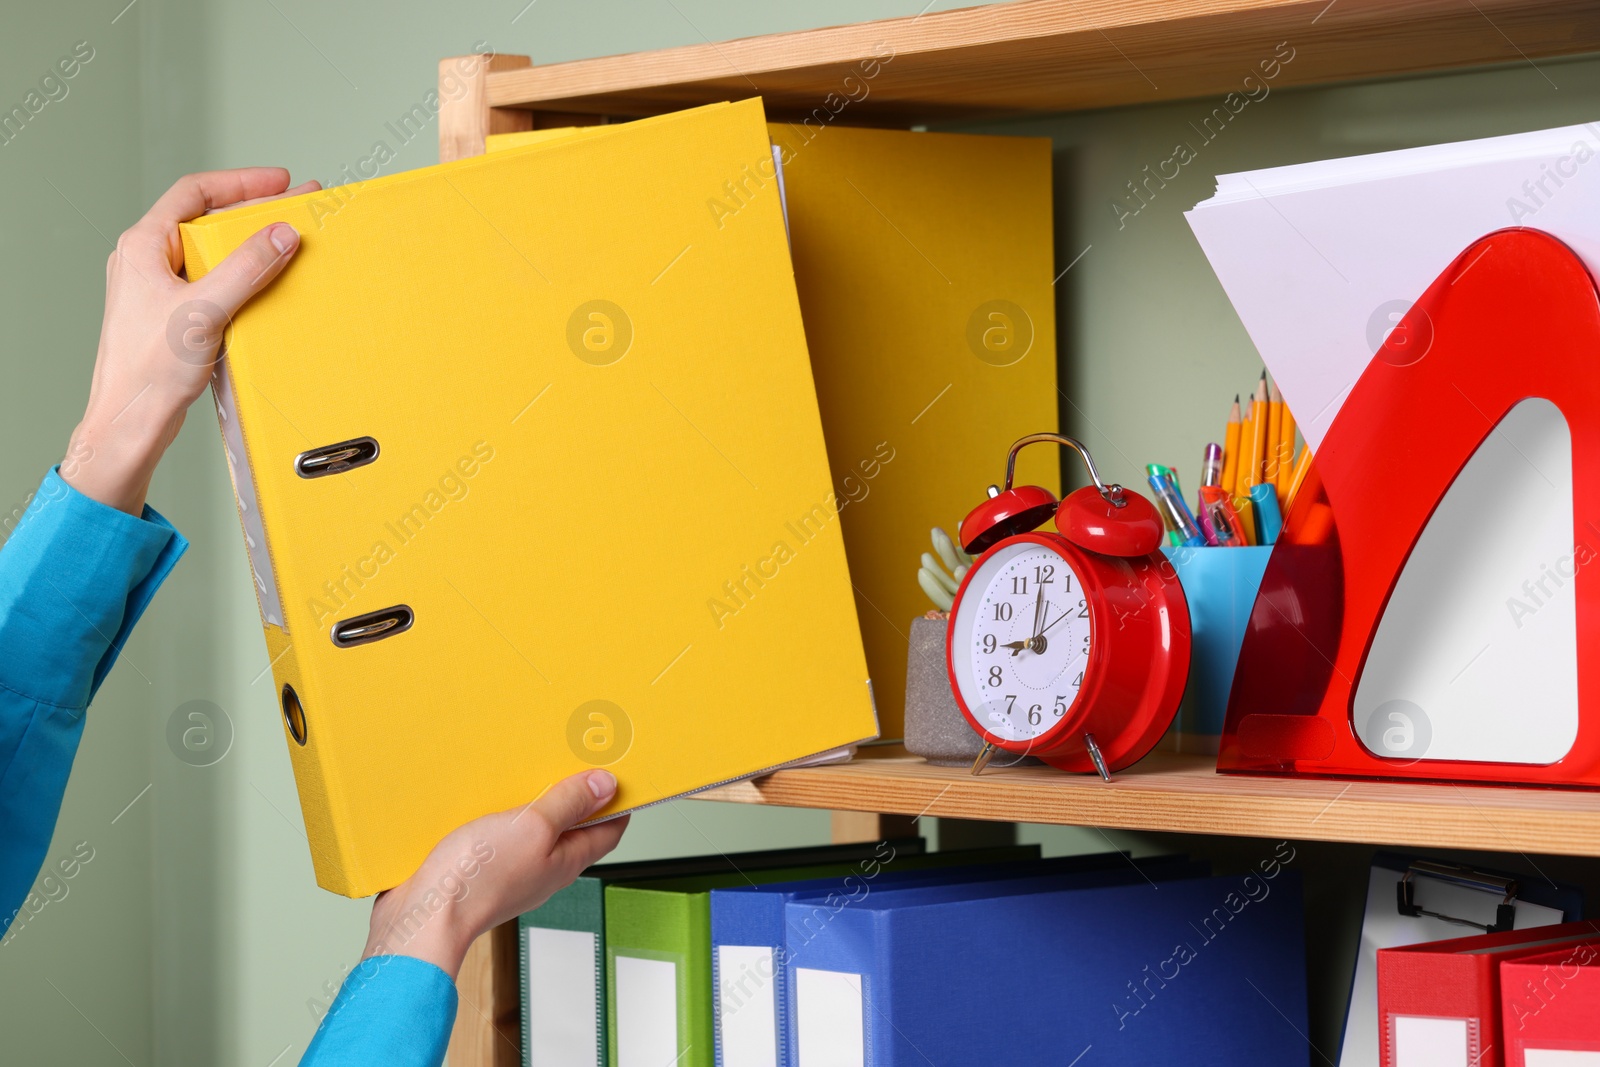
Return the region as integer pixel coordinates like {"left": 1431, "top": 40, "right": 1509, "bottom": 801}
{"left": 486, "top": 0, "right": 1600, "bottom": 122}
{"left": 695, "top": 751, "right": 1600, "bottom": 857}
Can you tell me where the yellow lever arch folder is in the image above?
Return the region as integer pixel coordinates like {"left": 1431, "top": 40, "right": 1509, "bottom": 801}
{"left": 181, "top": 99, "right": 877, "bottom": 898}
{"left": 494, "top": 122, "right": 1061, "bottom": 737}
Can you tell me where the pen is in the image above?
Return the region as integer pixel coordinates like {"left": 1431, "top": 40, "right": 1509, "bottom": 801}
{"left": 1149, "top": 473, "right": 1205, "bottom": 547}
{"left": 1201, "top": 442, "right": 1223, "bottom": 488}
{"left": 1197, "top": 485, "right": 1244, "bottom": 547}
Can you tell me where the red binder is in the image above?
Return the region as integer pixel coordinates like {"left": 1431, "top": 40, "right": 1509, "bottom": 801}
{"left": 1219, "top": 228, "right": 1600, "bottom": 786}
{"left": 1500, "top": 942, "right": 1600, "bottom": 1065}
{"left": 1377, "top": 920, "right": 1600, "bottom": 1067}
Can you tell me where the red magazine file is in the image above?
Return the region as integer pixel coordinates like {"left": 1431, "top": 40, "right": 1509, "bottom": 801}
{"left": 1219, "top": 228, "right": 1600, "bottom": 786}
{"left": 1377, "top": 921, "right": 1600, "bottom": 1067}
{"left": 1500, "top": 943, "right": 1600, "bottom": 1066}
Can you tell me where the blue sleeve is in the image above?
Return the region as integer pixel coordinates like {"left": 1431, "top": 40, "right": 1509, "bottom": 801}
{"left": 0, "top": 469, "right": 186, "bottom": 935}
{"left": 300, "top": 955, "right": 458, "bottom": 1067}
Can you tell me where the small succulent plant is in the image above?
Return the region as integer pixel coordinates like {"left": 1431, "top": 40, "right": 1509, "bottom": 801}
{"left": 917, "top": 526, "right": 974, "bottom": 612}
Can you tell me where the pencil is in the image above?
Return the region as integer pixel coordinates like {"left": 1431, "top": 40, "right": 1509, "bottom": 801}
{"left": 1221, "top": 395, "right": 1241, "bottom": 495}
{"left": 1276, "top": 396, "right": 1297, "bottom": 502}
{"left": 1244, "top": 373, "right": 1268, "bottom": 488}
{"left": 1285, "top": 446, "right": 1314, "bottom": 513}
{"left": 1265, "top": 378, "right": 1283, "bottom": 487}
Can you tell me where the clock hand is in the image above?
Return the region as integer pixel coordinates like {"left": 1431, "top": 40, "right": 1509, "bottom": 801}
{"left": 1030, "top": 581, "right": 1046, "bottom": 640}
{"left": 1041, "top": 605, "right": 1074, "bottom": 637}
{"left": 1001, "top": 640, "right": 1029, "bottom": 656}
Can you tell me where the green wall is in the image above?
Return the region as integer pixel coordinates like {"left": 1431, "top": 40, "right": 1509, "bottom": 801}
{"left": 5, "top": 1, "right": 1600, "bottom": 1064}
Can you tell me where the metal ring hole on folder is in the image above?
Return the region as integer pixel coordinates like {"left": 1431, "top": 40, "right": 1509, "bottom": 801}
{"left": 281, "top": 684, "right": 307, "bottom": 746}
{"left": 330, "top": 605, "right": 414, "bottom": 649}
{"left": 295, "top": 436, "right": 380, "bottom": 478}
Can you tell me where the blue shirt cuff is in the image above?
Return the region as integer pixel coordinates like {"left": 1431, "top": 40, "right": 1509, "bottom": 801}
{"left": 301, "top": 955, "right": 458, "bottom": 1067}
{"left": 0, "top": 469, "right": 187, "bottom": 709}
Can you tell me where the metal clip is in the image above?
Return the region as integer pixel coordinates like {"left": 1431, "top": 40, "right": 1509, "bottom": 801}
{"left": 330, "top": 605, "right": 415, "bottom": 648}
{"left": 295, "top": 436, "right": 380, "bottom": 478}
{"left": 1396, "top": 860, "right": 1519, "bottom": 933}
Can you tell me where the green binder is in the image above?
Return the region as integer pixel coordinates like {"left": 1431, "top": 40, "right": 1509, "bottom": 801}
{"left": 520, "top": 838, "right": 925, "bottom": 1067}
{"left": 604, "top": 845, "right": 1039, "bottom": 1067}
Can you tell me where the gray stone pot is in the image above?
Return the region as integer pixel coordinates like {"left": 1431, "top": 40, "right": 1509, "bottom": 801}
{"left": 904, "top": 615, "right": 987, "bottom": 767}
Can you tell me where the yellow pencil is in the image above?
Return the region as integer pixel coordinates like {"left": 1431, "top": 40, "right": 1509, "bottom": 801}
{"left": 1233, "top": 495, "right": 1258, "bottom": 545}
{"left": 1221, "top": 395, "right": 1241, "bottom": 495}
{"left": 1237, "top": 413, "right": 1254, "bottom": 495}
{"left": 1265, "top": 379, "right": 1283, "bottom": 483}
{"left": 1276, "top": 397, "right": 1298, "bottom": 502}
{"left": 1245, "top": 372, "right": 1269, "bottom": 488}
{"left": 1285, "top": 446, "right": 1314, "bottom": 513}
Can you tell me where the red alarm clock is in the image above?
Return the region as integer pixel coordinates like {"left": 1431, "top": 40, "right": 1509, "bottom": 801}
{"left": 946, "top": 434, "right": 1192, "bottom": 778}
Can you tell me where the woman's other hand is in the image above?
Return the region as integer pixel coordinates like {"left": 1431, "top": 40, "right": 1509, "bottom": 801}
{"left": 362, "top": 770, "right": 629, "bottom": 978}
{"left": 64, "top": 167, "right": 318, "bottom": 513}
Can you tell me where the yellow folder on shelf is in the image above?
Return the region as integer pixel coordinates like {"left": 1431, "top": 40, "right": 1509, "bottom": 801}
{"left": 181, "top": 99, "right": 877, "bottom": 898}
{"left": 495, "top": 122, "right": 1061, "bottom": 736}
{"left": 770, "top": 124, "right": 1059, "bottom": 738}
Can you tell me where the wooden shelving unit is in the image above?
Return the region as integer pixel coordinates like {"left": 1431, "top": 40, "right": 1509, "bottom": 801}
{"left": 436, "top": 3, "right": 1600, "bottom": 1062}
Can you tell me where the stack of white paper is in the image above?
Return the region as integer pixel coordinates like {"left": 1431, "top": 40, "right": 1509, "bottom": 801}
{"left": 1186, "top": 120, "right": 1600, "bottom": 448}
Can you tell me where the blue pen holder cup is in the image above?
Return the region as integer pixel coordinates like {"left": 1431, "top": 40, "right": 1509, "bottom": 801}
{"left": 1159, "top": 545, "right": 1274, "bottom": 754}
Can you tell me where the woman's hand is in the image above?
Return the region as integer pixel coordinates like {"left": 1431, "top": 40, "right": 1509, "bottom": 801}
{"left": 64, "top": 168, "right": 319, "bottom": 514}
{"left": 362, "top": 769, "right": 629, "bottom": 978}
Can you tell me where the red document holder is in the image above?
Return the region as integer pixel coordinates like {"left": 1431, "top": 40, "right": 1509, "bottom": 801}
{"left": 1218, "top": 228, "right": 1600, "bottom": 786}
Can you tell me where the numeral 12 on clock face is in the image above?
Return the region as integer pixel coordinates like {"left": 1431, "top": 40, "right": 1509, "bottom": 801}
{"left": 958, "top": 541, "right": 1092, "bottom": 743}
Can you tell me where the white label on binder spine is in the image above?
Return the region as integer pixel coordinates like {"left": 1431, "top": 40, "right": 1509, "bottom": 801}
{"left": 1527, "top": 1052, "right": 1600, "bottom": 1065}
{"left": 525, "top": 927, "right": 598, "bottom": 1067}
{"left": 796, "top": 968, "right": 864, "bottom": 1067}
{"left": 1392, "top": 1016, "right": 1468, "bottom": 1066}
{"left": 212, "top": 359, "right": 286, "bottom": 631}
{"left": 718, "top": 945, "right": 777, "bottom": 1067}
{"left": 615, "top": 955, "right": 677, "bottom": 1067}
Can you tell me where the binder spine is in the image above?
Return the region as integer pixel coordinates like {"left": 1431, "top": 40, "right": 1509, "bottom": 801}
{"left": 260, "top": 634, "right": 361, "bottom": 895}
{"left": 194, "top": 247, "right": 359, "bottom": 894}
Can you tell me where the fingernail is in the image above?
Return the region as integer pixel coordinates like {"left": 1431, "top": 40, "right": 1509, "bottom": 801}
{"left": 269, "top": 223, "right": 298, "bottom": 255}
{"left": 587, "top": 770, "right": 617, "bottom": 799}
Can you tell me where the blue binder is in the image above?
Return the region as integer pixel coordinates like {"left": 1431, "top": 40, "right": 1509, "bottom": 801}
{"left": 711, "top": 852, "right": 1140, "bottom": 1067}
{"left": 783, "top": 869, "right": 1307, "bottom": 1066}
{"left": 716, "top": 855, "right": 1204, "bottom": 1067}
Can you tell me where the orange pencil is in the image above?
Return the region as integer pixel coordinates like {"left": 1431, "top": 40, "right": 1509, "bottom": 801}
{"left": 1221, "top": 395, "right": 1241, "bottom": 495}
{"left": 1276, "top": 398, "right": 1298, "bottom": 502}
{"left": 1242, "top": 372, "right": 1268, "bottom": 488}
{"left": 1265, "top": 379, "right": 1283, "bottom": 486}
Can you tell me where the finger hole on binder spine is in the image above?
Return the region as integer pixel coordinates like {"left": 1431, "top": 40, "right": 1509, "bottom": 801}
{"left": 281, "top": 684, "right": 307, "bottom": 746}
{"left": 330, "top": 606, "right": 414, "bottom": 648}
{"left": 294, "top": 436, "right": 380, "bottom": 478}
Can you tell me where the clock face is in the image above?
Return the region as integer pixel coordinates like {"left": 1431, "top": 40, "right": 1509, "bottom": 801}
{"left": 951, "top": 539, "right": 1093, "bottom": 744}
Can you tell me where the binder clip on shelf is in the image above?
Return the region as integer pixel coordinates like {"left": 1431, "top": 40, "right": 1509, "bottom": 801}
{"left": 945, "top": 433, "right": 1191, "bottom": 779}
{"left": 1395, "top": 860, "right": 1519, "bottom": 934}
